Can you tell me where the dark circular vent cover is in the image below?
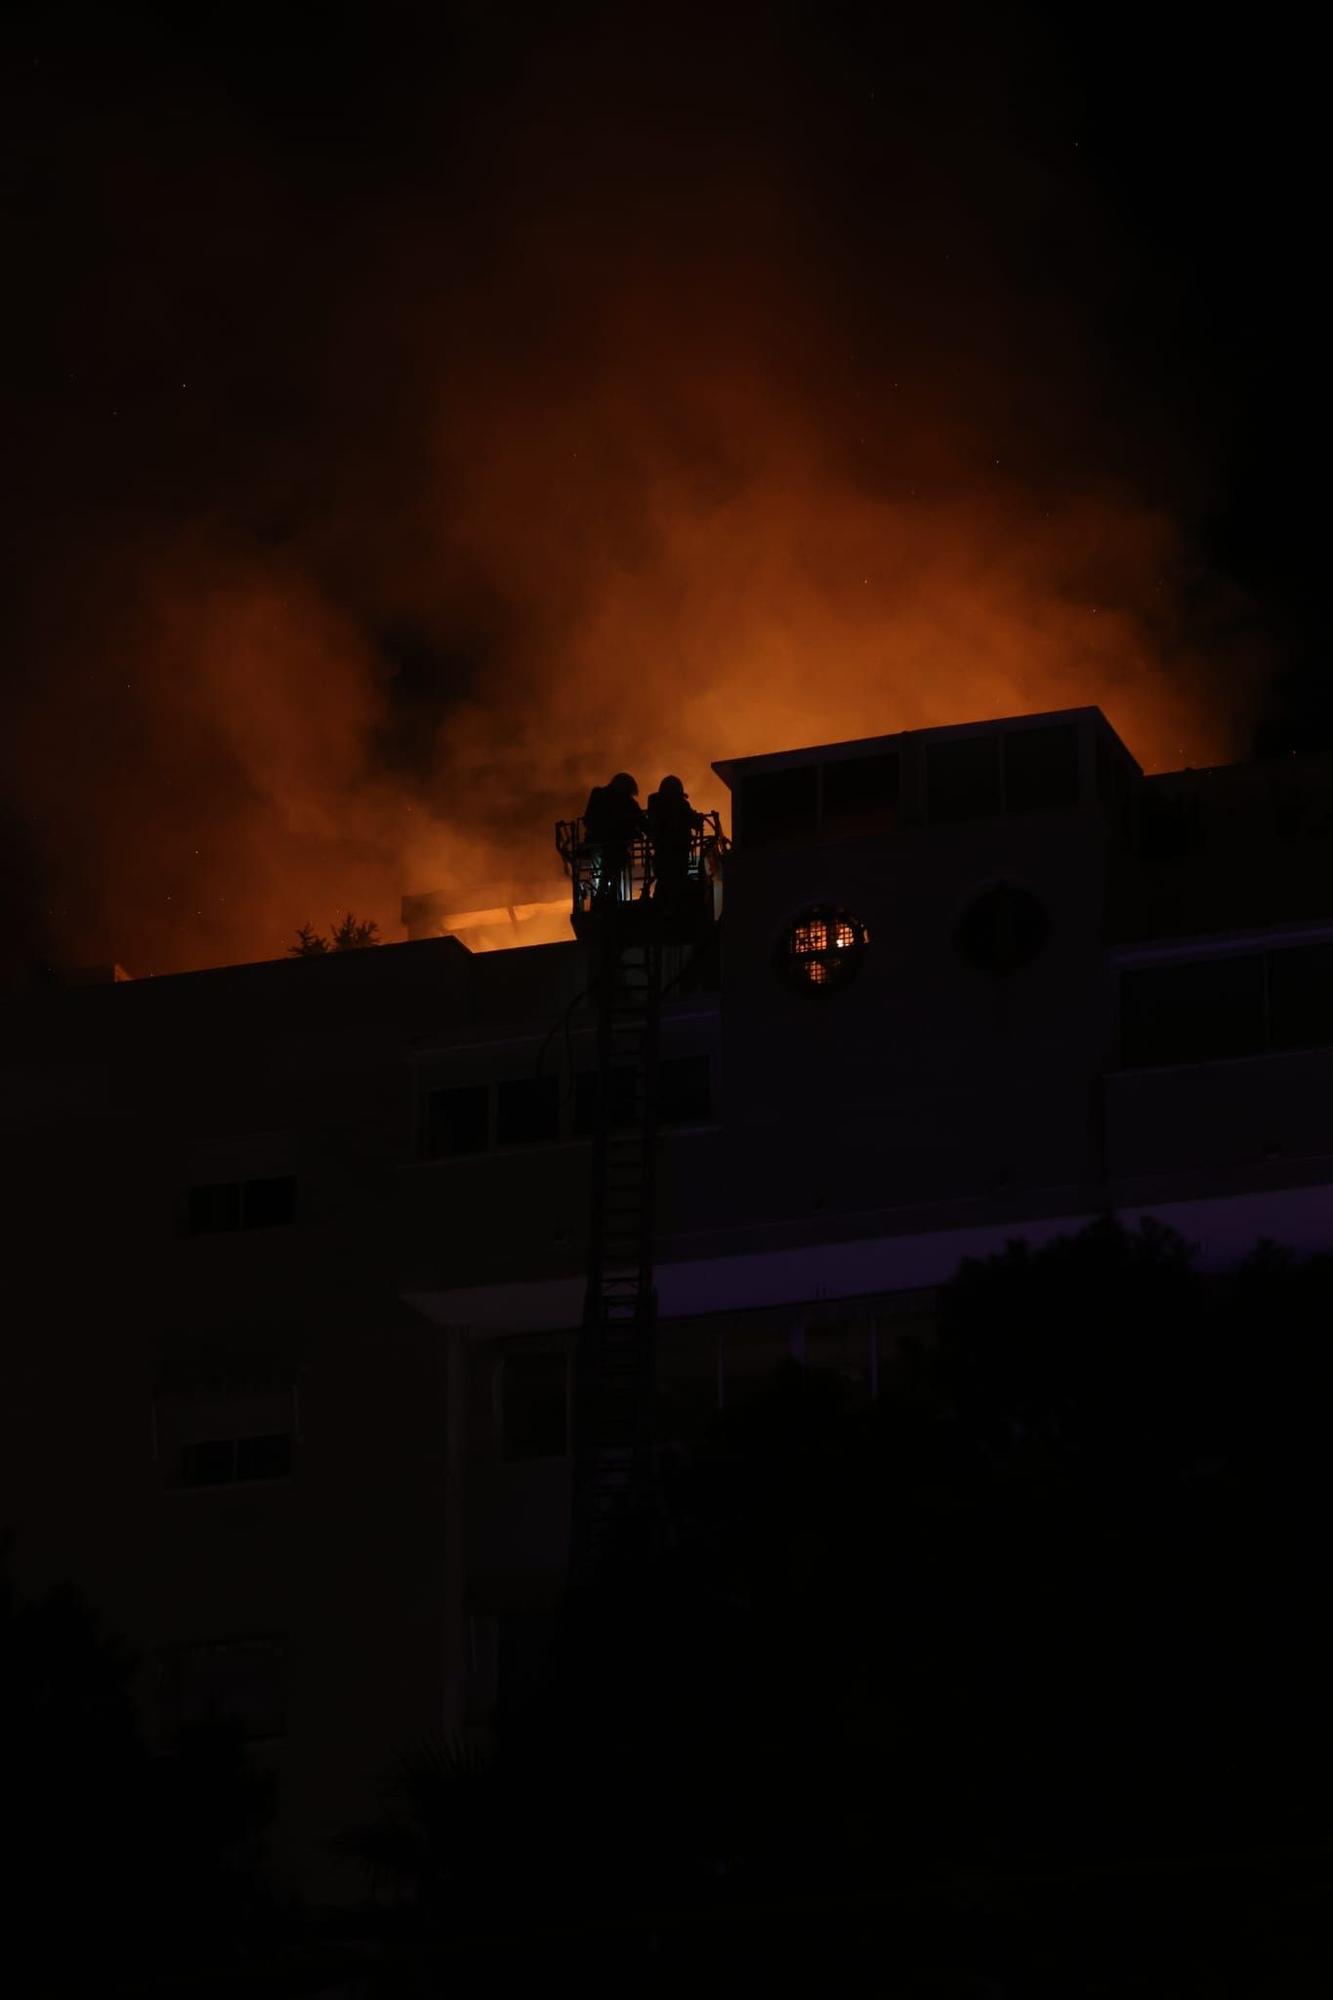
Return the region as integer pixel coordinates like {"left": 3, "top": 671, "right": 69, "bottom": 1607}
{"left": 778, "top": 905, "right": 870, "bottom": 991}
{"left": 956, "top": 882, "right": 1050, "bottom": 973}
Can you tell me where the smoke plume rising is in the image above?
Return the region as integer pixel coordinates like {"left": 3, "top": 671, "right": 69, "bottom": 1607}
{"left": 3, "top": 6, "right": 1265, "bottom": 975}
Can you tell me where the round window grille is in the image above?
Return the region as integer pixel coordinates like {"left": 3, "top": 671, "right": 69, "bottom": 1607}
{"left": 779, "top": 905, "right": 870, "bottom": 991}
{"left": 956, "top": 882, "right": 1050, "bottom": 974}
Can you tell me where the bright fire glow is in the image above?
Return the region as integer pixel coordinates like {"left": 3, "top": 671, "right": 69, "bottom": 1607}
{"left": 13, "top": 29, "right": 1265, "bottom": 981}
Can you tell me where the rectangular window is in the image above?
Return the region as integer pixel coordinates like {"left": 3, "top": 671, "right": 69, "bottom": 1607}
{"left": 496, "top": 1074, "right": 560, "bottom": 1145}
{"left": 234, "top": 1432, "right": 293, "bottom": 1481}
{"left": 1003, "top": 723, "right": 1079, "bottom": 814}
{"left": 821, "top": 752, "right": 901, "bottom": 836}
{"left": 179, "top": 1432, "right": 293, "bottom": 1488}
{"left": 424, "top": 1084, "right": 489, "bottom": 1157}
{"left": 186, "top": 1178, "right": 295, "bottom": 1233}
{"left": 179, "top": 1438, "right": 235, "bottom": 1487}
{"left": 658, "top": 1053, "right": 712, "bottom": 1124}
{"left": 500, "top": 1351, "right": 569, "bottom": 1461}
{"left": 740, "top": 765, "right": 819, "bottom": 846}
{"left": 187, "top": 1182, "right": 242, "bottom": 1234}
{"left": 575, "top": 1067, "right": 638, "bottom": 1134}
{"left": 1120, "top": 955, "right": 1267, "bottom": 1067}
{"left": 926, "top": 735, "right": 1002, "bottom": 822}
{"left": 1268, "top": 942, "right": 1333, "bottom": 1052}
{"left": 162, "top": 1638, "right": 286, "bottom": 1742}
{"left": 242, "top": 1176, "right": 296, "bottom": 1229}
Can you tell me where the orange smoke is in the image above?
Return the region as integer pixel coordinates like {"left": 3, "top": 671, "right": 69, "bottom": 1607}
{"left": 2, "top": 12, "right": 1266, "bottom": 978}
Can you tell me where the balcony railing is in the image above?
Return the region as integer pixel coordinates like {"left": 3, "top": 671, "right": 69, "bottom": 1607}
{"left": 555, "top": 811, "right": 728, "bottom": 921}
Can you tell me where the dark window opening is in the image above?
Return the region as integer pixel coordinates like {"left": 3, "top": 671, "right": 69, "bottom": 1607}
{"left": 926, "top": 735, "right": 1002, "bottom": 822}
{"left": 187, "top": 1182, "right": 241, "bottom": 1234}
{"left": 500, "top": 1351, "right": 568, "bottom": 1461}
{"left": 741, "top": 765, "right": 819, "bottom": 846}
{"left": 1266, "top": 942, "right": 1333, "bottom": 1053}
{"left": 235, "top": 1432, "right": 294, "bottom": 1481}
{"left": 162, "top": 1638, "right": 285, "bottom": 1742}
{"left": 658, "top": 1053, "right": 712, "bottom": 1123}
{"left": 496, "top": 1074, "right": 559, "bottom": 1145}
{"left": 424, "top": 1084, "right": 489, "bottom": 1157}
{"left": 821, "top": 752, "right": 901, "bottom": 836}
{"left": 1003, "top": 724, "right": 1079, "bottom": 814}
{"left": 242, "top": 1176, "right": 296, "bottom": 1229}
{"left": 575, "top": 1067, "right": 638, "bottom": 1134}
{"left": 778, "top": 906, "right": 870, "bottom": 992}
{"left": 179, "top": 1439, "right": 235, "bottom": 1487}
{"left": 179, "top": 1432, "right": 293, "bottom": 1488}
{"left": 187, "top": 1177, "right": 295, "bottom": 1233}
{"left": 956, "top": 883, "right": 1051, "bottom": 974}
{"left": 1120, "top": 956, "right": 1266, "bottom": 1068}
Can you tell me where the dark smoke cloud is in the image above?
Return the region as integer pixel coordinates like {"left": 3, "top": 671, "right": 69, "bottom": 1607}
{"left": 0, "top": 4, "right": 1281, "bottom": 974}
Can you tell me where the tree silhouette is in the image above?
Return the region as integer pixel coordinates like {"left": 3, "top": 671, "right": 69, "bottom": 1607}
{"left": 335, "top": 1732, "right": 509, "bottom": 1985}
{"left": 0, "top": 1546, "right": 287, "bottom": 1987}
{"left": 331, "top": 912, "right": 380, "bottom": 950}
{"left": 2, "top": 1548, "right": 148, "bottom": 1976}
{"left": 290, "top": 913, "right": 380, "bottom": 956}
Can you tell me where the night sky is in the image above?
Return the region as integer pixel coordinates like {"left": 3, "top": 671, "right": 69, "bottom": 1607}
{"left": 2, "top": 3, "right": 1325, "bottom": 977}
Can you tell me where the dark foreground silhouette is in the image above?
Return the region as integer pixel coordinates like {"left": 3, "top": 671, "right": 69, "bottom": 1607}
{"left": 341, "top": 1220, "right": 1332, "bottom": 1994}
{"left": 6, "top": 1220, "right": 1330, "bottom": 1992}
{"left": 0, "top": 1550, "right": 287, "bottom": 1994}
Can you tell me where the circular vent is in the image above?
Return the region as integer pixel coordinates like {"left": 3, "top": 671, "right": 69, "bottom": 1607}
{"left": 779, "top": 906, "right": 870, "bottom": 991}
{"left": 956, "top": 882, "right": 1050, "bottom": 974}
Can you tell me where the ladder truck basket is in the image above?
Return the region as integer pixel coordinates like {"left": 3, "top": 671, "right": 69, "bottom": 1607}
{"left": 555, "top": 811, "right": 728, "bottom": 920}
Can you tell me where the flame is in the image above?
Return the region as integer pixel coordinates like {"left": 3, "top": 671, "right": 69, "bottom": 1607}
{"left": 3, "top": 14, "right": 1268, "bottom": 978}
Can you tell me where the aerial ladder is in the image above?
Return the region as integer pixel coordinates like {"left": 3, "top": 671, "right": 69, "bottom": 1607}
{"left": 555, "top": 805, "right": 726, "bottom": 1581}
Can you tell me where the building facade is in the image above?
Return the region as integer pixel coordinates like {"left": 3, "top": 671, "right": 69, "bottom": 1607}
{"left": 2, "top": 704, "right": 1330, "bottom": 1901}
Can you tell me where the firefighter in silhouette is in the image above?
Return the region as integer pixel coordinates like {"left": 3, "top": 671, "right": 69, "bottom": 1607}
{"left": 583, "top": 771, "right": 646, "bottom": 902}
{"left": 647, "top": 774, "right": 704, "bottom": 908}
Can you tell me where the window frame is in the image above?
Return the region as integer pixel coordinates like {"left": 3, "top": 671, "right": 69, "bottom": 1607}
{"left": 1114, "top": 931, "right": 1333, "bottom": 1070}
{"left": 185, "top": 1174, "right": 296, "bottom": 1234}
{"left": 925, "top": 723, "right": 1082, "bottom": 825}
{"left": 421, "top": 1081, "right": 492, "bottom": 1158}
{"left": 776, "top": 904, "right": 871, "bottom": 993}
{"left": 176, "top": 1430, "right": 294, "bottom": 1490}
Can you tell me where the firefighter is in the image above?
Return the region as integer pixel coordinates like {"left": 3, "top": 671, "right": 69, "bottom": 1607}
{"left": 583, "top": 772, "right": 646, "bottom": 902}
{"left": 646, "top": 774, "right": 703, "bottom": 904}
